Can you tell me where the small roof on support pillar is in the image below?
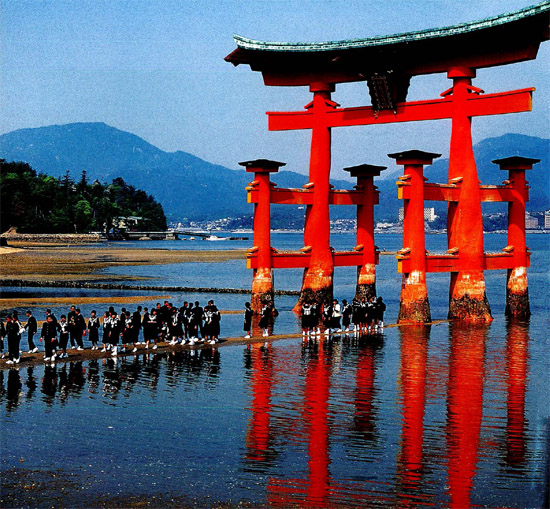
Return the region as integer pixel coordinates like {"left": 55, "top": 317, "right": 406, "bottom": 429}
{"left": 239, "top": 159, "right": 286, "bottom": 173}
{"left": 343, "top": 163, "right": 387, "bottom": 177}
{"left": 492, "top": 156, "right": 541, "bottom": 170}
{"left": 387, "top": 149, "right": 441, "bottom": 165}
{"left": 225, "top": 2, "right": 549, "bottom": 91}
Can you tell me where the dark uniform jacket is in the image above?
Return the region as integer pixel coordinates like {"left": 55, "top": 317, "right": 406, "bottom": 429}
{"left": 41, "top": 321, "right": 57, "bottom": 340}
{"left": 26, "top": 316, "right": 38, "bottom": 334}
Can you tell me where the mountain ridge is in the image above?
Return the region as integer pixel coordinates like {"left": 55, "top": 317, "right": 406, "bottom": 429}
{"left": 1, "top": 123, "right": 547, "bottom": 220}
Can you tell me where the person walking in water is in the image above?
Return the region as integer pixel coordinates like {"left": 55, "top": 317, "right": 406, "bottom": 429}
{"left": 101, "top": 310, "right": 112, "bottom": 352}
{"left": 322, "top": 300, "right": 333, "bottom": 335}
{"left": 24, "top": 310, "right": 38, "bottom": 353}
{"left": 40, "top": 314, "right": 58, "bottom": 362}
{"left": 243, "top": 302, "right": 253, "bottom": 339}
{"left": 341, "top": 299, "right": 352, "bottom": 333}
{"left": 109, "top": 311, "right": 122, "bottom": 356}
{"left": 88, "top": 310, "right": 100, "bottom": 350}
{"left": 57, "top": 315, "right": 70, "bottom": 359}
{"left": 259, "top": 302, "right": 272, "bottom": 337}
{"left": 203, "top": 300, "right": 221, "bottom": 344}
{"left": 331, "top": 299, "right": 342, "bottom": 333}
{"left": 5, "top": 315, "right": 22, "bottom": 365}
{"left": 301, "top": 300, "right": 313, "bottom": 337}
{"left": 375, "top": 296, "right": 386, "bottom": 329}
{"left": 74, "top": 308, "right": 86, "bottom": 350}
{"left": 144, "top": 308, "right": 159, "bottom": 350}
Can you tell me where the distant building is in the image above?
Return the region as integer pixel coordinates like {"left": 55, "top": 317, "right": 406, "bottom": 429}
{"left": 398, "top": 207, "right": 437, "bottom": 222}
{"left": 114, "top": 216, "right": 144, "bottom": 230}
{"left": 545, "top": 210, "right": 550, "bottom": 229}
{"left": 525, "top": 213, "right": 539, "bottom": 229}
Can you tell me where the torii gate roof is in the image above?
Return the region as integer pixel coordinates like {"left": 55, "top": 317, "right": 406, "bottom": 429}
{"left": 225, "top": 2, "right": 549, "bottom": 88}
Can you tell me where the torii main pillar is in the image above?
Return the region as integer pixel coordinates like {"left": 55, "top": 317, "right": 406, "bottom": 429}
{"left": 297, "top": 82, "right": 337, "bottom": 308}
{"left": 446, "top": 67, "right": 492, "bottom": 321}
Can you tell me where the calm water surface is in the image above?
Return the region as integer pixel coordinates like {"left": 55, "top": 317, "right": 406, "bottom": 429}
{"left": 1, "top": 233, "right": 548, "bottom": 507}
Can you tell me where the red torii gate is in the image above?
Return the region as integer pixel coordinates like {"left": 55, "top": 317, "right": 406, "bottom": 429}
{"left": 226, "top": 3, "right": 549, "bottom": 320}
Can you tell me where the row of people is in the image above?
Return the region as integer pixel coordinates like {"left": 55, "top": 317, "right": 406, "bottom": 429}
{"left": 300, "top": 296, "right": 385, "bottom": 336}
{"left": 0, "top": 300, "right": 222, "bottom": 363}
{"left": 1, "top": 296, "right": 385, "bottom": 363}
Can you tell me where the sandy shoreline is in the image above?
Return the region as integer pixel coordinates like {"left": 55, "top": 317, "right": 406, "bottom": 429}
{"left": 1, "top": 244, "right": 246, "bottom": 283}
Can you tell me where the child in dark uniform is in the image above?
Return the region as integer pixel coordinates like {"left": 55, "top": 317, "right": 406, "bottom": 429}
{"left": 40, "top": 314, "right": 58, "bottom": 362}
{"left": 109, "top": 312, "right": 122, "bottom": 356}
{"left": 88, "top": 310, "right": 100, "bottom": 350}
{"left": 57, "top": 315, "right": 69, "bottom": 359}
{"left": 243, "top": 302, "right": 253, "bottom": 339}
{"left": 259, "top": 303, "right": 272, "bottom": 337}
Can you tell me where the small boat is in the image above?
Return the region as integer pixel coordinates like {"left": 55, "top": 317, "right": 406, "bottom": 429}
{"left": 205, "top": 235, "right": 227, "bottom": 241}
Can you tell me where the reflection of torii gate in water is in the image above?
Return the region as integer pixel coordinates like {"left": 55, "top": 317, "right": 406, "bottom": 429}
{"left": 226, "top": 3, "right": 549, "bottom": 321}
{"left": 242, "top": 325, "right": 531, "bottom": 507}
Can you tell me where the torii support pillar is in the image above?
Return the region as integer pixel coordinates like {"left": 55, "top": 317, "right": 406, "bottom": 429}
{"left": 446, "top": 67, "right": 492, "bottom": 321}
{"left": 343, "top": 163, "right": 386, "bottom": 301}
{"left": 390, "top": 150, "right": 441, "bottom": 324}
{"left": 241, "top": 159, "right": 285, "bottom": 313}
{"left": 493, "top": 156, "right": 539, "bottom": 319}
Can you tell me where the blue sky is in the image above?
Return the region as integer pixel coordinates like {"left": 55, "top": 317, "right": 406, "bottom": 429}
{"left": 1, "top": 0, "right": 548, "bottom": 179}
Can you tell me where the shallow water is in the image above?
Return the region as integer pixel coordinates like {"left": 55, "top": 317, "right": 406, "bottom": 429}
{"left": 1, "top": 320, "right": 548, "bottom": 507}
{"left": 1, "top": 232, "right": 549, "bottom": 507}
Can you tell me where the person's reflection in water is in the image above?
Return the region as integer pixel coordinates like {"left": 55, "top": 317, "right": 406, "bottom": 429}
{"left": 41, "top": 364, "right": 57, "bottom": 406}
{"left": 165, "top": 351, "right": 185, "bottom": 388}
{"left": 504, "top": 319, "right": 529, "bottom": 470}
{"left": 87, "top": 359, "right": 100, "bottom": 395}
{"left": 0, "top": 370, "right": 5, "bottom": 399}
{"left": 120, "top": 355, "right": 141, "bottom": 396}
{"left": 143, "top": 353, "right": 160, "bottom": 394}
{"left": 244, "top": 344, "right": 275, "bottom": 472}
{"left": 446, "top": 323, "right": 488, "bottom": 509}
{"left": 396, "top": 325, "right": 431, "bottom": 507}
{"left": 25, "top": 366, "right": 37, "bottom": 401}
{"left": 58, "top": 364, "right": 69, "bottom": 404}
{"left": 6, "top": 368, "right": 22, "bottom": 412}
{"left": 102, "top": 358, "right": 122, "bottom": 399}
{"left": 68, "top": 361, "right": 86, "bottom": 397}
{"left": 202, "top": 347, "right": 221, "bottom": 381}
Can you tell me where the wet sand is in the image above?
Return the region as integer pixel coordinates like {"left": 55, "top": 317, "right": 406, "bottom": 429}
{"left": 1, "top": 245, "right": 246, "bottom": 283}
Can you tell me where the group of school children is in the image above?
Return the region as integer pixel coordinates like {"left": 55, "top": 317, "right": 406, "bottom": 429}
{"left": 0, "top": 300, "right": 221, "bottom": 364}
{"left": 300, "top": 295, "right": 386, "bottom": 336}
{"left": 1, "top": 295, "right": 386, "bottom": 364}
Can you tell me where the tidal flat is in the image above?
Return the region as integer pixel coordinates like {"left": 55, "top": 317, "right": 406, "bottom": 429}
{"left": 1, "top": 244, "right": 246, "bottom": 283}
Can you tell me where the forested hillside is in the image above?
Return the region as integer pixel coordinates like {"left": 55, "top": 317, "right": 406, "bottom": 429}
{"left": 0, "top": 160, "right": 167, "bottom": 233}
